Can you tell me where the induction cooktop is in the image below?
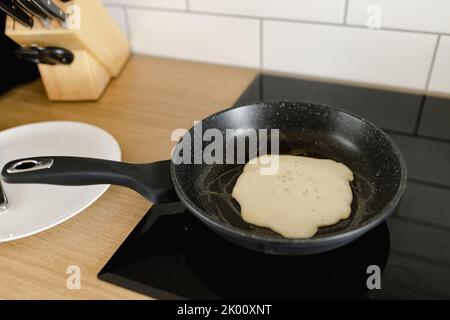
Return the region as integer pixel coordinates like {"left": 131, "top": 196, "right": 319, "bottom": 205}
{"left": 99, "top": 74, "right": 450, "bottom": 299}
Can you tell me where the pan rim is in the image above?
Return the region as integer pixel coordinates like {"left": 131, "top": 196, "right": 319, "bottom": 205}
{"left": 170, "top": 100, "right": 408, "bottom": 245}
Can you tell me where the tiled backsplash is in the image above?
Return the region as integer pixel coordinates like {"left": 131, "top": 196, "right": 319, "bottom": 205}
{"left": 103, "top": 0, "right": 450, "bottom": 95}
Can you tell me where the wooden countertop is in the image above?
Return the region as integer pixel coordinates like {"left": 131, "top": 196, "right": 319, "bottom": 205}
{"left": 0, "top": 55, "right": 257, "bottom": 299}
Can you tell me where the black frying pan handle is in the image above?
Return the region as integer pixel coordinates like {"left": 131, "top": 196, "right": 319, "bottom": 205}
{"left": 1, "top": 156, "right": 178, "bottom": 204}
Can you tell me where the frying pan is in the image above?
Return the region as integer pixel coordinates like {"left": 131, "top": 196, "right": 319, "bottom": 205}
{"left": 1, "top": 101, "right": 407, "bottom": 255}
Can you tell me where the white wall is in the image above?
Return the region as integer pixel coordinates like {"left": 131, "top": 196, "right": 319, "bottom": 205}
{"left": 103, "top": 0, "right": 450, "bottom": 94}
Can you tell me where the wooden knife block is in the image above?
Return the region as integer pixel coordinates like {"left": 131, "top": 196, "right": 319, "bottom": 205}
{"left": 4, "top": 0, "right": 130, "bottom": 101}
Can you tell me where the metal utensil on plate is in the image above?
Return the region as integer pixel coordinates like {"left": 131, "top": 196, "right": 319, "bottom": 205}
{"left": 0, "top": 181, "right": 8, "bottom": 212}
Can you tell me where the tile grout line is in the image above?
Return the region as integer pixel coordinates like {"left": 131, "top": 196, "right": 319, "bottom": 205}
{"left": 259, "top": 19, "right": 263, "bottom": 70}
{"left": 186, "top": 0, "right": 190, "bottom": 11}
{"left": 413, "top": 95, "right": 427, "bottom": 136}
{"left": 382, "top": 127, "right": 450, "bottom": 144}
{"left": 425, "top": 35, "right": 441, "bottom": 93}
{"left": 386, "top": 128, "right": 450, "bottom": 144}
{"left": 389, "top": 248, "right": 450, "bottom": 271}
{"left": 394, "top": 214, "right": 450, "bottom": 233}
{"left": 259, "top": 75, "right": 264, "bottom": 101}
{"left": 413, "top": 35, "right": 441, "bottom": 135}
{"left": 122, "top": 5, "right": 132, "bottom": 42}
{"left": 343, "top": 0, "right": 349, "bottom": 24}
{"left": 109, "top": 4, "right": 450, "bottom": 37}
{"left": 407, "top": 177, "right": 450, "bottom": 192}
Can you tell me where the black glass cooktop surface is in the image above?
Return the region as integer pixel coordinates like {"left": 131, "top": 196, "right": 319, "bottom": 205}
{"left": 99, "top": 74, "right": 450, "bottom": 299}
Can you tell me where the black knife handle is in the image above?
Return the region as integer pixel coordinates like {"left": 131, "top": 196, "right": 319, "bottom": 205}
{"left": 31, "top": 0, "right": 65, "bottom": 21}
{"left": 15, "top": 46, "right": 74, "bottom": 65}
{"left": 15, "top": 47, "right": 43, "bottom": 64}
{"left": 13, "top": 0, "right": 48, "bottom": 19}
{"left": 42, "top": 47, "right": 74, "bottom": 65}
{"left": 0, "top": 0, "right": 34, "bottom": 27}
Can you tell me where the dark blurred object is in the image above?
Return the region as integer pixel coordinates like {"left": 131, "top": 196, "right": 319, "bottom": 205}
{"left": 31, "top": 0, "right": 66, "bottom": 22}
{"left": 0, "top": 11, "right": 39, "bottom": 95}
{"left": 15, "top": 46, "right": 74, "bottom": 65}
{"left": 0, "top": 0, "right": 33, "bottom": 27}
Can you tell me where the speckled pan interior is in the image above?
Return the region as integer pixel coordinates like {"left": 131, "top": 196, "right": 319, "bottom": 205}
{"left": 171, "top": 101, "right": 407, "bottom": 254}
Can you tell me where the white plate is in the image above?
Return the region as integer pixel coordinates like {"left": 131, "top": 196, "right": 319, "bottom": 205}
{"left": 0, "top": 121, "right": 121, "bottom": 242}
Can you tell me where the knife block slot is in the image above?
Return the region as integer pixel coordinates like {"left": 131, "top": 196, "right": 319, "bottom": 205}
{"left": 4, "top": 0, "right": 130, "bottom": 101}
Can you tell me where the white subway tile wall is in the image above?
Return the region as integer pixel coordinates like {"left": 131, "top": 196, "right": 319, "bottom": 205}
{"left": 347, "top": 0, "right": 450, "bottom": 34}
{"left": 263, "top": 21, "right": 436, "bottom": 90}
{"left": 128, "top": 10, "right": 260, "bottom": 68}
{"left": 428, "top": 36, "right": 450, "bottom": 95}
{"left": 189, "top": 0, "right": 346, "bottom": 24}
{"left": 104, "top": 6, "right": 128, "bottom": 38}
{"left": 102, "top": 0, "right": 449, "bottom": 94}
{"left": 103, "top": 0, "right": 186, "bottom": 10}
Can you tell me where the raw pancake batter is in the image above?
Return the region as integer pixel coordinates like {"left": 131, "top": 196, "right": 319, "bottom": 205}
{"left": 232, "top": 155, "right": 354, "bottom": 238}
